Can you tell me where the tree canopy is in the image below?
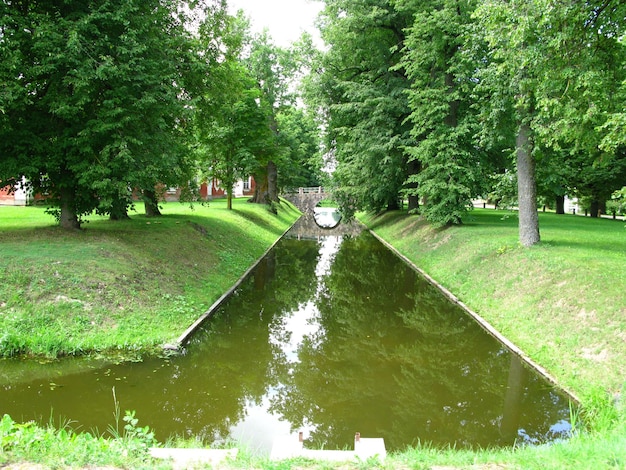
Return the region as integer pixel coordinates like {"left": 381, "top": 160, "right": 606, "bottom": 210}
{"left": 307, "top": 0, "right": 626, "bottom": 246}
{"left": 0, "top": 0, "right": 211, "bottom": 227}
{"left": 2, "top": 0, "right": 625, "bottom": 244}
{"left": 0, "top": 0, "right": 321, "bottom": 227}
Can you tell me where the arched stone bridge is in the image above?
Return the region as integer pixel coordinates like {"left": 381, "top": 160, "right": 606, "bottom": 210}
{"left": 282, "top": 187, "right": 328, "bottom": 215}
{"left": 287, "top": 213, "right": 364, "bottom": 239}
{"left": 282, "top": 187, "right": 363, "bottom": 237}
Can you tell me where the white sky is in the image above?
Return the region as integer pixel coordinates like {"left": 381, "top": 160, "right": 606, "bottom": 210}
{"left": 227, "top": 0, "right": 324, "bottom": 47}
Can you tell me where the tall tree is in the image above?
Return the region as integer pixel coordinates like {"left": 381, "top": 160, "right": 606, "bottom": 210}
{"left": 535, "top": 1, "right": 626, "bottom": 218}
{"left": 397, "top": 0, "right": 482, "bottom": 226}
{"left": 474, "top": 0, "right": 550, "bottom": 246}
{"left": 475, "top": 0, "right": 626, "bottom": 242}
{"left": 244, "top": 33, "right": 298, "bottom": 205}
{"left": 198, "top": 61, "right": 272, "bottom": 210}
{"left": 275, "top": 106, "right": 324, "bottom": 191}
{"left": 312, "top": 0, "right": 414, "bottom": 219}
{"left": 195, "top": 11, "right": 267, "bottom": 210}
{"left": 0, "top": 0, "right": 206, "bottom": 228}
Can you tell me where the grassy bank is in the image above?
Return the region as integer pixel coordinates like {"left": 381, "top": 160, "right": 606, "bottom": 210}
{"left": 359, "top": 209, "right": 625, "bottom": 402}
{"left": 356, "top": 208, "right": 625, "bottom": 469}
{"left": 1, "top": 205, "right": 625, "bottom": 469}
{"left": 0, "top": 198, "right": 300, "bottom": 359}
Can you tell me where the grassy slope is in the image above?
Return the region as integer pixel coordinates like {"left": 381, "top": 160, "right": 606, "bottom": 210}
{"left": 2, "top": 204, "right": 625, "bottom": 469}
{"left": 360, "top": 209, "right": 625, "bottom": 401}
{"left": 0, "top": 199, "right": 300, "bottom": 358}
{"left": 356, "top": 209, "right": 626, "bottom": 470}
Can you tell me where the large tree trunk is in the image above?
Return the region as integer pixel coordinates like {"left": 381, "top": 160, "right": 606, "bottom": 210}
{"left": 143, "top": 189, "right": 162, "bottom": 217}
{"left": 250, "top": 162, "right": 278, "bottom": 205}
{"left": 267, "top": 160, "right": 279, "bottom": 203}
{"left": 59, "top": 186, "right": 81, "bottom": 230}
{"left": 387, "top": 198, "right": 400, "bottom": 211}
{"left": 406, "top": 159, "right": 421, "bottom": 212}
{"left": 516, "top": 122, "right": 540, "bottom": 247}
{"left": 555, "top": 195, "right": 565, "bottom": 214}
{"left": 250, "top": 173, "right": 268, "bottom": 204}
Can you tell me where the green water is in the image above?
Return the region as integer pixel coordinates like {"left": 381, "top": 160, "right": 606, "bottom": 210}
{"left": 0, "top": 224, "right": 574, "bottom": 453}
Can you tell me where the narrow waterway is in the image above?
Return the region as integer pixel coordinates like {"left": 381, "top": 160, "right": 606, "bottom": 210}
{"left": 0, "top": 218, "right": 573, "bottom": 453}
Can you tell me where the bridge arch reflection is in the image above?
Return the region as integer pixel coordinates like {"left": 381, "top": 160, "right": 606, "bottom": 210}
{"left": 313, "top": 207, "right": 342, "bottom": 229}
{"left": 287, "top": 213, "right": 363, "bottom": 240}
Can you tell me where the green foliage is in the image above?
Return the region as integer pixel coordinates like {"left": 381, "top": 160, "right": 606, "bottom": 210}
{"left": 473, "top": 0, "right": 626, "bottom": 237}
{"left": 196, "top": 58, "right": 269, "bottom": 208}
{"left": 0, "top": 413, "right": 158, "bottom": 468}
{"left": 311, "top": 0, "right": 413, "bottom": 215}
{"left": 314, "top": 0, "right": 626, "bottom": 236}
{"left": 244, "top": 33, "right": 303, "bottom": 203}
{"left": 194, "top": 11, "right": 269, "bottom": 209}
{"left": 487, "top": 170, "right": 518, "bottom": 209}
{"left": 276, "top": 107, "right": 324, "bottom": 190}
{"left": 0, "top": 0, "right": 222, "bottom": 227}
{"left": 399, "top": 0, "right": 484, "bottom": 226}
{"left": 121, "top": 411, "right": 157, "bottom": 451}
{"left": 607, "top": 187, "right": 626, "bottom": 216}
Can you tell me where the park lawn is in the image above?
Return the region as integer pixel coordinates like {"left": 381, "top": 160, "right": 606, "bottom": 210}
{"left": 0, "top": 198, "right": 300, "bottom": 359}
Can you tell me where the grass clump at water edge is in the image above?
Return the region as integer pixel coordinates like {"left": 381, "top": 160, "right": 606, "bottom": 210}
{"left": 1, "top": 412, "right": 624, "bottom": 469}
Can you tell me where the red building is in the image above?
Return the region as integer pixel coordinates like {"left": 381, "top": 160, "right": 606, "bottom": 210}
{"left": 1, "top": 176, "right": 256, "bottom": 205}
{"left": 0, "top": 179, "right": 32, "bottom": 206}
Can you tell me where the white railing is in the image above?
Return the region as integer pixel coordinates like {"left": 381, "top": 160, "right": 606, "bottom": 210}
{"left": 297, "top": 187, "right": 325, "bottom": 195}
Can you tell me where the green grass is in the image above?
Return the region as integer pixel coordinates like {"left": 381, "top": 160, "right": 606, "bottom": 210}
{"left": 0, "top": 198, "right": 300, "bottom": 359}
{"left": 2, "top": 409, "right": 623, "bottom": 469}
{"left": 359, "top": 209, "right": 626, "bottom": 401}
{"left": 1, "top": 204, "right": 625, "bottom": 469}
{"left": 354, "top": 208, "right": 626, "bottom": 470}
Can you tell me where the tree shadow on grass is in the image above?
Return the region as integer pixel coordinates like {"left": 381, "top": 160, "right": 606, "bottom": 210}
{"left": 461, "top": 210, "right": 519, "bottom": 228}
{"left": 363, "top": 210, "right": 414, "bottom": 230}
{"left": 232, "top": 208, "right": 282, "bottom": 234}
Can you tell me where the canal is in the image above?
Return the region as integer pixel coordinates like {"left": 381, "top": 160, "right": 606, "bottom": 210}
{"left": 0, "top": 217, "right": 574, "bottom": 453}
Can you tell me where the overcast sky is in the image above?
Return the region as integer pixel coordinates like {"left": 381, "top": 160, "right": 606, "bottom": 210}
{"left": 227, "top": 0, "right": 324, "bottom": 47}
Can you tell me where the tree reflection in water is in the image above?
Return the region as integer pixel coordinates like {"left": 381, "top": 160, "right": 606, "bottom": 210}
{"left": 260, "top": 233, "right": 571, "bottom": 450}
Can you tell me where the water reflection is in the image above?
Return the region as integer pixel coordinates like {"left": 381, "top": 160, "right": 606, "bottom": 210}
{"left": 313, "top": 207, "right": 342, "bottom": 229}
{"left": 0, "top": 226, "right": 574, "bottom": 453}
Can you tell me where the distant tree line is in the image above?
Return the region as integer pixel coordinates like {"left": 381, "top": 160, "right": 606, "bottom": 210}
{"left": 0, "top": 0, "right": 323, "bottom": 228}
{"left": 306, "top": 0, "right": 626, "bottom": 246}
